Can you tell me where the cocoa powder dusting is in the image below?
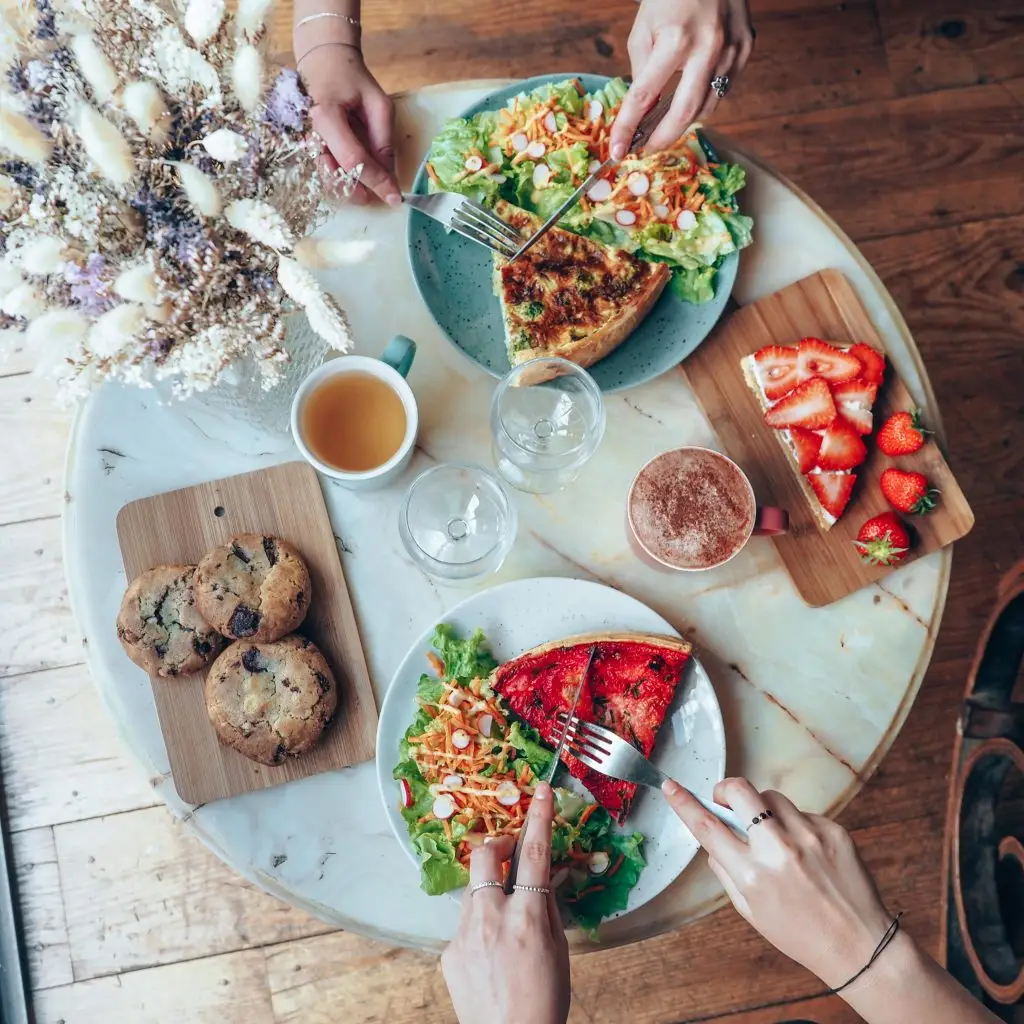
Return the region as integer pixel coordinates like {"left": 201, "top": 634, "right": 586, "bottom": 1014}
{"left": 630, "top": 450, "right": 755, "bottom": 569}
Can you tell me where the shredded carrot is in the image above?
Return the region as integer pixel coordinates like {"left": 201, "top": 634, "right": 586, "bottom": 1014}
{"left": 574, "top": 884, "right": 606, "bottom": 900}
{"left": 606, "top": 854, "right": 625, "bottom": 879}
{"left": 578, "top": 804, "right": 598, "bottom": 828}
{"left": 426, "top": 651, "right": 444, "bottom": 675}
{"left": 425, "top": 163, "right": 440, "bottom": 186}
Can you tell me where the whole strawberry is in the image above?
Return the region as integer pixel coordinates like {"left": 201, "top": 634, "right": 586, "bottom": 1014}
{"left": 877, "top": 409, "right": 931, "bottom": 456}
{"left": 855, "top": 512, "right": 910, "bottom": 566}
{"left": 880, "top": 468, "right": 939, "bottom": 515}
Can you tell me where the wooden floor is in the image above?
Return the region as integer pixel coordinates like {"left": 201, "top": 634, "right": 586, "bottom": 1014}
{"left": 2, "top": 1, "right": 1023, "bottom": 1021}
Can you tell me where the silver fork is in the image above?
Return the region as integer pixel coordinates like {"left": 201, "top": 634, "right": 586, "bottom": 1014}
{"left": 403, "top": 191, "right": 523, "bottom": 258}
{"left": 555, "top": 712, "right": 747, "bottom": 835}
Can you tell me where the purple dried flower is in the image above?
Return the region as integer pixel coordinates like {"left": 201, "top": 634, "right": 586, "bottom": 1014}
{"left": 65, "top": 255, "right": 116, "bottom": 316}
{"left": 264, "top": 70, "right": 310, "bottom": 132}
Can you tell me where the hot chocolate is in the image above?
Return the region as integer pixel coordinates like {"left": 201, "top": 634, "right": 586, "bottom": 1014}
{"left": 628, "top": 448, "right": 756, "bottom": 570}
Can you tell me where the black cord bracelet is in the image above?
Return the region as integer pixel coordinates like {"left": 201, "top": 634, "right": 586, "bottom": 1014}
{"left": 828, "top": 912, "right": 904, "bottom": 995}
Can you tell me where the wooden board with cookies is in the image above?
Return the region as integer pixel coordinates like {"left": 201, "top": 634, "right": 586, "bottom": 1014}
{"left": 115, "top": 461, "right": 377, "bottom": 805}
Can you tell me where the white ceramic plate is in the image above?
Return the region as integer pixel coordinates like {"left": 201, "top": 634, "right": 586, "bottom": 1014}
{"left": 375, "top": 576, "right": 726, "bottom": 926}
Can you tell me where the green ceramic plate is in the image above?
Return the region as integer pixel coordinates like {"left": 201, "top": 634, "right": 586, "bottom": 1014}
{"left": 406, "top": 73, "right": 741, "bottom": 393}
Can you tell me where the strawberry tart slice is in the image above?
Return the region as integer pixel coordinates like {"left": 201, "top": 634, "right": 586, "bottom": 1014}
{"left": 740, "top": 337, "right": 886, "bottom": 529}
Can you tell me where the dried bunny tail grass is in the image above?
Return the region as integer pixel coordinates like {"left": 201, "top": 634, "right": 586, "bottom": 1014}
{"left": 0, "top": 254, "right": 22, "bottom": 292}
{"left": 16, "top": 235, "right": 68, "bottom": 275}
{"left": 234, "top": 0, "right": 276, "bottom": 37}
{"left": 277, "top": 257, "right": 352, "bottom": 352}
{"left": 74, "top": 105, "right": 135, "bottom": 186}
{"left": 231, "top": 43, "right": 263, "bottom": 113}
{"left": 25, "top": 308, "right": 89, "bottom": 352}
{"left": 122, "top": 80, "right": 170, "bottom": 142}
{"left": 114, "top": 262, "right": 159, "bottom": 304}
{"left": 202, "top": 127, "right": 247, "bottom": 162}
{"left": 0, "top": 171, "right": 17, "bottom": 212}
{"left": 70, "top": 33, "right": 119, "bottom": 104}
{"left": 184, "top": 0, "right": 225, "bottom": 46}
{"left": 172, "top": 161, "right": 222, "bottom": 217}
{"left": 0, "top": 282, "right": 47, "bottom": 320}
{"left": 87, "top": 304, "right": 147, "bottom": 359}
{"left": 0, "top": 102, "right": 52, "bottom": 163}
{"left": 225, "top": 198, "right": 294, "bottom": 250}
{"left": 293, "top": 238, "right": 375, "bottom": 270}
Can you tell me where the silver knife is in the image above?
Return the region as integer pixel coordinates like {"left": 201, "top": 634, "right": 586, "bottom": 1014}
{"left": 503, "top": 644, "right": 597, "bottom": 894}
{"left": 512, "top": 81, "right": 679, "bottom": 261}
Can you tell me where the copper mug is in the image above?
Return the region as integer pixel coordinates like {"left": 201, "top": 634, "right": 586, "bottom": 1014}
{"left": 627, "top": 446, "right": 788, "bottom": 572}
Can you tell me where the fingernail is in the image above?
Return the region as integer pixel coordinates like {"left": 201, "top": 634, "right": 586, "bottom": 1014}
{"left": 662, "top": 779, "right": 681, "bottom": 797}
{"left": 611, "top": 143, "right": 626, "bottom": 161}
{"left": 534, "top": 782, "right": 552, "bottom": 801}
{"left": 386, "top": 193, "right": 402, "bottom": 207}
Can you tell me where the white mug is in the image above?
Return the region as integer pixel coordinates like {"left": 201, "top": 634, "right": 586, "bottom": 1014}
{"left": 290, "top": 335, "right": 418, "bottom": 491}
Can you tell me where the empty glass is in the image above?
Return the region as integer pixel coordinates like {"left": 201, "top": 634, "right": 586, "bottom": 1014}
{"left": 399, "top": 463, "right": 517, "bottom": 582}
{"left": 489, "top": 357, "right": 606, "bottom": 494}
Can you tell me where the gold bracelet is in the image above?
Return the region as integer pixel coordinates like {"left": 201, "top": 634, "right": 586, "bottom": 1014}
{"left": 296, "top": 40, "right": 361, "bottom": 68}
{"left": 295, "top": 11, "right": 360, "bottom": 30}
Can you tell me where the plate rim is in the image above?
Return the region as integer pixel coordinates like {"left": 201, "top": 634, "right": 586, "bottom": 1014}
{"left": 373, "top": 575, "right": 727, "bottom": 925}
{"left": 404, "top": 71, "right": 740, "bottom": 393}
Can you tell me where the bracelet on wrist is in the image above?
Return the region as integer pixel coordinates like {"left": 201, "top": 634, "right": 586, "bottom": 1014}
{"left": 296, "top": 40, "right": 362, "bottom": 69}
{"left": 827, "top": 913, "right": 904, "bottom": 996}
{"left": 295, "top": 11, "right": 360, "bottom": 30}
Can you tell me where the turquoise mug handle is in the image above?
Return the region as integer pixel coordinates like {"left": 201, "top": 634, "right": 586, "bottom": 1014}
{"left": 381, "top": 335, "right": 416, "bottom": 378}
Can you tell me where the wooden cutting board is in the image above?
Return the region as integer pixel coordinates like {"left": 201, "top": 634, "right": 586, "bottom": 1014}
{"left": 116, "top": 462, "right": 377, "bottom": 805}
{"left": 682, "top": 269, "right": 974, "bottom": 607}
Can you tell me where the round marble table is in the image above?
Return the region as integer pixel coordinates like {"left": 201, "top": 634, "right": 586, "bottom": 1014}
{"left": 64, "top": 80, "right": 950, "bottom": 952}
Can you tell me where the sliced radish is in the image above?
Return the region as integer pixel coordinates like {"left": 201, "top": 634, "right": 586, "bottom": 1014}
{"left": 543, "top": 111, "right": 558, "bottom": 133}
{"left": 588, "top": 159, "right": 602, "bottom": 174}
{"left": 495, "top": 781, "right": 521, "bottom": 807}
{"left": 676, "top": 209, "right": 697, "bottom": 231}
{"left": 490, "top": 173, "right": 507, "bottom": 184}
{"left": 443, "top": 773, "right": 464, "bottom": 789}
{"left": 587, "top": 100, "right": 603, "bottom": 121}
{"left": 551, "top": 866, "right": 570, "bottom": 889}
{"left": 432, "top": 794, "right": 456, "bottom": 819}
{"left": 653, "top": 203, "right": 670, "bottom": 219}
{"left": 447, "top": 689, "right": 465, "bottom": 707}
{"left": 532, "top": 163, "right": 551, "bottom": 188}
{"left": 511, "top": 132, "right": 529, "bottom": 153}
{"left": 397, "top": 779, "right": 412, "bottom": 809}
{"left": 627, "top": 172, "right": 650, "bottom": 196}
{"left": 477, "top": 713, "right": 494, "bottom": 738}
{"left": 588, "top": 851, "right": 610, "bottom": 875}
{"left": 526, "top": 140, "right": 547, "bottom": 159}
{"left": 452, "top": 729, "right": 472, "bottom": 750}
{"left": 587, "top": 178, "right": 612, "bottom": 202}
{"left": 615, "top": 209, "right": 637, "bottom": 227}
{"left": 464, "top": 155, "right": 483, "bottom": 172}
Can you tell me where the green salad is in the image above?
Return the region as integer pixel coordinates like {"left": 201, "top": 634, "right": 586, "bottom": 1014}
{"left": 424, "top": 77, "right": 753, "bottom": 303}
{"left": 393, "top": 625, "right": 645, "bottom": 936}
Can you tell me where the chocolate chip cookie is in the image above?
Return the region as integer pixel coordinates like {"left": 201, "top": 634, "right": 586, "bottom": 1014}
{"left": 117, "top": 565, "right": 224, "bottom": 677}
{"left": 194, "top": 534, "right": 310, "bottom": 644}
{"left": 204, "top": 635, "right": 336, "bottom": 765}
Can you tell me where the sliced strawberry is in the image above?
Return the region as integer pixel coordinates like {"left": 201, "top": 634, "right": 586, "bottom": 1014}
{"left": 850, "top": 343, "right": 886, "bottom": 386}
{"left": 789, "top": 427, "right": 823, "bottom": 473}
{"left": 763, "top": 377, "right": 837, "bottom": 431}
{"left": 797, "top": 338, "right": 863, "bottom": 384}
{"left": 807, "top": 471, "right": 857, "bottom": 521}
{"left": 753, "top": 345, "right": 801, "bottom": 401}
{"left": 817, "top": 418, "right": 868, "bottom": 471}
{"left": 831, "top": 379, "right": 879, "bottom": 436}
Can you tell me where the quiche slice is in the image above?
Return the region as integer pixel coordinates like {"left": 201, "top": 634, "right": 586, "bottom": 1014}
{"left": 491, "top": 632, "right": 691, "bottom": 824}
{"left": 492, "top": 201, "right": 670, "bottom": 377}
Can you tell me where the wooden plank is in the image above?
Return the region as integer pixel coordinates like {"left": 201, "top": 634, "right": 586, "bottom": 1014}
{"left": 877, "top": 0, "right": 1024, "bottom": 96}
{"left": 10, "top": 828, "right": 73, "bottom": 991}
{"left": 32, "top": 947, "right": 275, "bottom": 1024}
{"left": 723, "top": 83, "right": 1024, "bottom": 242}
{"left": 115, "top": 462, "right": 378, "bottom": 805}
{"left": 0, "top": 376, "right": 68, "bottom": 528}
{"left": 682, "top": 269, "right": 973, "bottom": 605}
{"left": 693, "top": 993, "right": 862, "bottom": 1023}
{"left": 0, "top": 517, "right": 81, "bottom": 677}
{"left": 0, "top": 664, "right": 157, "bottom": 832}
{"left": 53, "top": 805, "right": 334, "bottom": 981}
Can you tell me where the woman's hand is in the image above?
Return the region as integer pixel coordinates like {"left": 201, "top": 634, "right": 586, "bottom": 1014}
{"left": 611, "top": 0, "right": 755, "bottom": 159}
{"left": 298, "top": 44, "right": 401, "bottom": 206}
{"left": 662, "top": 776, "right": 893, "bottom": 989}
{"left": 441, "top": 783, "right": 570, "bottom": 1024}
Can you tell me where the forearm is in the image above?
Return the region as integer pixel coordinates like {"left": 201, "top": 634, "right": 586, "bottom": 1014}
{"left": 292, "top": 0, "right": 361, "bottom": 65}
{"left": 837, "top": 932, "right": 1001, "bottom": 1024}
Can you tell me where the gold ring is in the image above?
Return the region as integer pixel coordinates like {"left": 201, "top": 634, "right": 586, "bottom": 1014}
{"left": 469, "top": 881, "right": 503, "bottom": 896}
{"left": 513, "top": 884, "right": 551, "bottom": 895}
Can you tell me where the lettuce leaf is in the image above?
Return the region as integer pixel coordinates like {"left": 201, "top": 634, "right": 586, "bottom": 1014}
{"left": 569, "top": 831, "right": 646, "bottom": 937}
{"left": 432, "top": 624, "right": 497, "bottom": 686}
{"left": 425, "top": 114, "right": 503, "bottom": 203}
{"left": 721, "top": 211, "right": 754, "bottom": 249}
{"left": 585, "top": 77, "right": 628, "bottom": 120}
{"left": 701, "top": 162, "right": 746, "bottom": 207}
{"left": 672, "top": 265, "right": 718, "bottom": 304}
{"left": 411, "top": 824, "right": 470, "bottom": 895}
{"left": 508, "top": 720, "right": 554, "bottom": 779}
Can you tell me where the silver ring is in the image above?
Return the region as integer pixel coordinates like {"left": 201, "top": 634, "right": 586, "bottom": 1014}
{"left": 469, "top": 881, "right": 503, "bottom": 895}
{"left": 513, "top": 884, "right": 551, "bottom": 895}
{"left": 711, "top": 75, "right": 730, "bottom": 99}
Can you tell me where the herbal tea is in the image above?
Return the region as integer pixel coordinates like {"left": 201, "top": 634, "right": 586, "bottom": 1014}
{"left": 300, "top": 372, "right": 407, "bottom": 472}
